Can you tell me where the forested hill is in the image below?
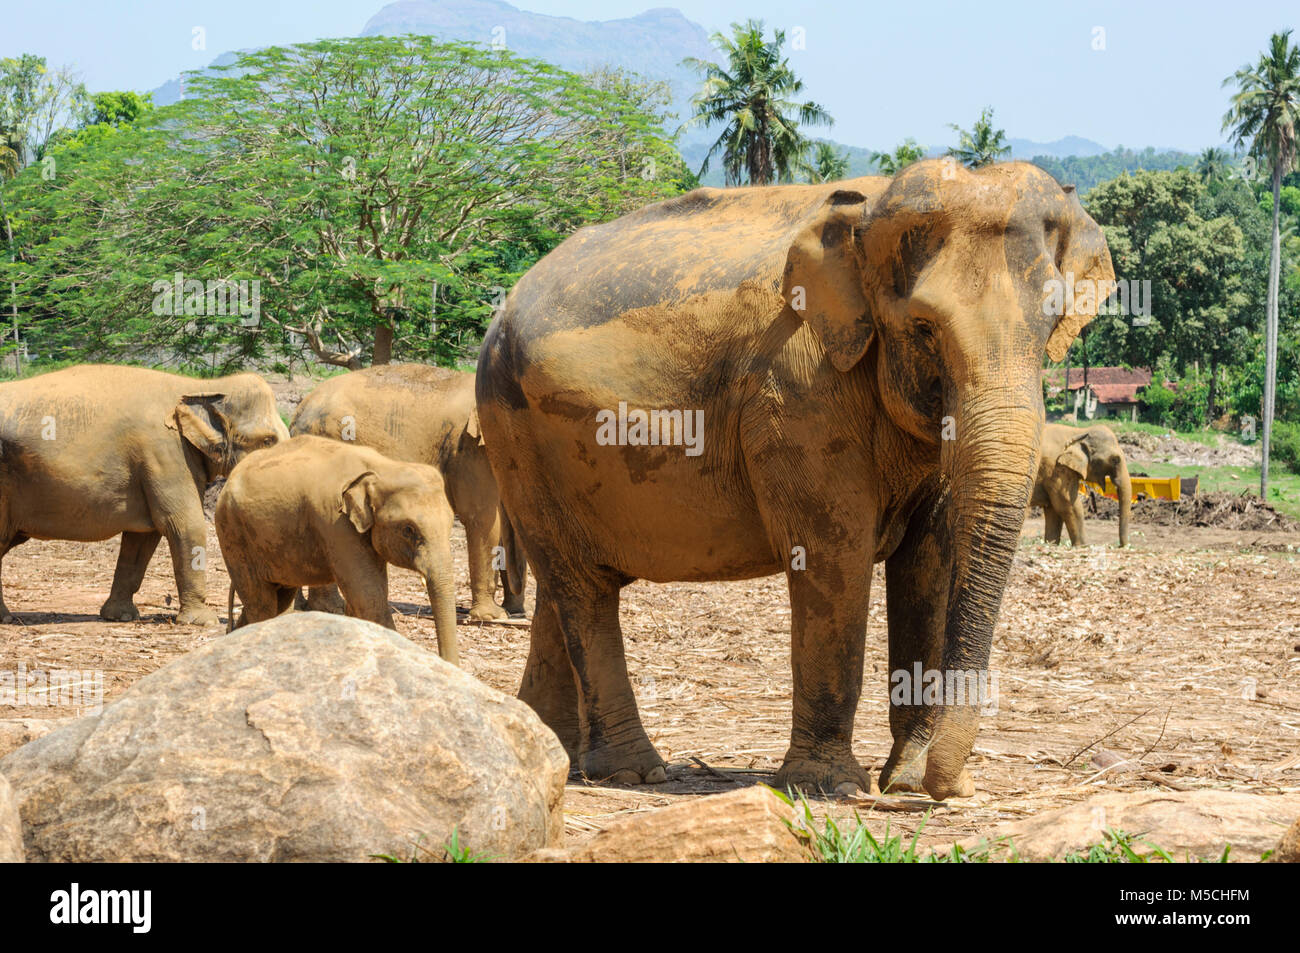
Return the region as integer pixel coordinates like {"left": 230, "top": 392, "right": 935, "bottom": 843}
{"left": 1030, "top": 147, "right": 1201, "bottom": 193}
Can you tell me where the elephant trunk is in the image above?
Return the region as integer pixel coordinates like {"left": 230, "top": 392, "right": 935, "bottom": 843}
{"left": 421, "top": 543, "right": 460, "bottom": 666}
{"left": 926, "top": 382, "right": 1042, "bottom": 800}
{"left": 1115, "top": 455, "right": 1132, "bottom": 548}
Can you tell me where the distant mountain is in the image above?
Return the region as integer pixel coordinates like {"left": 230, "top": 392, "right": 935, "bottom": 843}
{"left": 145, "top": 0, "right": 1197, "bottom": 191}
{"left": 1007, "top": 135, "right": 1109, "bottom": 159}
{"left": 363, "top": 0, "right": 717, "bottom": 136}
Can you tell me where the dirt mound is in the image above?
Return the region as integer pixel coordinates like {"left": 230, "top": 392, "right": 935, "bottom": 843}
{"left": 1116, "top": 430, "right": 1259, "bottom": 468}
{"left": 1087, "top": 490, "right": 1296, "bottom": 531}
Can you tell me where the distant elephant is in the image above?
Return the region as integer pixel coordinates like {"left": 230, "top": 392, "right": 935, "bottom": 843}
{"left": 0, "top": 364, "right": 288, "bottom": 625}
{"left": 290, "top": 364, "right": 526, "bottom": 621}
{"left": 1031, "top": 422, "right": 1132, "bottom": 547}
{"left": 215, "top": 435, "right": 459, "bottom": 663}
{"left": 477, "top": 160, "right": 1114, "bottom": 799}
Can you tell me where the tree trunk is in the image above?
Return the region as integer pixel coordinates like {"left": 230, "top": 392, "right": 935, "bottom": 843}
{"left": 373, "top": 323, "right": 394, "bottom": 365}
{"left": 1262, "top": 164, "right": 1282, "bottom": 500}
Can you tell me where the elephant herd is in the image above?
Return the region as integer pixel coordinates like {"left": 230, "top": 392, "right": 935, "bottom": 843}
{"left": 0, "top": 159, "right": 1133, "bottom": 800}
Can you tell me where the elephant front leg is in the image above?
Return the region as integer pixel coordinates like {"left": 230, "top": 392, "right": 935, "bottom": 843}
{"left": 773, "top": 557, "right": 875, "bottom": 796}
{"left": 100, "top": 530, "right": 162, "bottom": 622}
{"left": 879, "top": 495, "right": 977, "bottom": 799}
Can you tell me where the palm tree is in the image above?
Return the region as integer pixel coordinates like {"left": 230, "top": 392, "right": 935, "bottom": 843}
{"left": 682, "top": 20, "right": 832, "bottom": 186}
{"left": 807, "top": 141, "right": 849, "bottom": 183}
{"left": 1223, "top": 30, "right": 1300, "bottom": 499}
{"left": 1195, "top": 146, "right": 1232, "bottom": 187}
{"left": 946, "top": 106, "right": 1011, "bottom": 168}
{"left": 872, "top": 138, "right": 925, "bottom": 177}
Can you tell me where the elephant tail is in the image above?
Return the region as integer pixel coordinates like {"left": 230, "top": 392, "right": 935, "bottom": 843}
{"left": 499, "top": 504, "right": 528, "bottom": 609}
{"left": 226, "top": 580, "right": 236, "bottom": 633}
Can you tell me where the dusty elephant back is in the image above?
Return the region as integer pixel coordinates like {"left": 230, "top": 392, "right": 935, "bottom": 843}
{"left": 503, "top": 177, "right": 889, "bottom": 339}
{"left": 291, "top": 364, "right": 473, "bottom": 467}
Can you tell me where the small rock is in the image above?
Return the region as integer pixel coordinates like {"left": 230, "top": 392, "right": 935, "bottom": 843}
{"left": 0, "top": 717, "right": 75, "bottom": 759}
{"left": 1266, "top": 818, "right": 1300, "bottom": 863}
{"left": 523, "top": 786, "right": 810, "bottom": 863}
{"left": 0, "top": 773, "right": 22, "bottom": 862}
{"left": 959, "top": 790, "right": 1300, "bottom": 862}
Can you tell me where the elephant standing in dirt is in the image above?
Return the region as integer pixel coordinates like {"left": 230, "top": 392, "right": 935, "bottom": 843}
{"left": 0, "top": 364, "right": 288, "bottom": 624}
{"left": 1031, "top": 422, "right": 1132, "bottom": 547}
{"left": 290, "top": 364, "right": 526, "bottom": 621}
{"left": 216, "top": 435, "right": 460, "bottom": 662}
{"left": 477, "top": 160, "right": 1113, "bottom": 799}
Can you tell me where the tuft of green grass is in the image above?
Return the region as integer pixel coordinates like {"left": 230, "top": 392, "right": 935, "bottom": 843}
{"left": 370, "top": 827, "right": 491, "bottom": 864}
{"left": 771, "top": 787, "right": 1238, "bottom": 863}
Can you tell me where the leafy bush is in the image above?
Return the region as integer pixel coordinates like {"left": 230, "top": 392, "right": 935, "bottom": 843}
{"left": 1270, "top": 420, "right": 1300, "bottom": 472}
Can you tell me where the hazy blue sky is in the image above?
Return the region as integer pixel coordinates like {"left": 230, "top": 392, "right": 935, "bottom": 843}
{"left": 3, "top": 0, "right": 1296, "bottom": 151}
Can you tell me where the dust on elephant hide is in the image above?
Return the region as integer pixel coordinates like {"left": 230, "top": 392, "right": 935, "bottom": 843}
{"left": 215, "top": 434, "right": 460, "bottom": 663}
{"left": 476, "top": 160, "right": 1114, "bottom": 800}
{"left": 0, "top": 364, "right": 288, "bottom": 625}
{"left": 290, "top": 364, "right": 526, "bottom": 621}
{"left": 1030, "top": 422, "right": 1132, "bottom": 547}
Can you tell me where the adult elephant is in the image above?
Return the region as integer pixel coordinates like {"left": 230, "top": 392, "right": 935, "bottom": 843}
{"left": 476, "top": 160, "right": 1113, "bottom": 800}
{"left": 1031, "top": 422, "right": 1132, "bottom": 547}
{"left": 0, "top": 364, "right": 288, "bottom": 624}
{"left": 290, "top": 364, "right": 526, "bottom": 621}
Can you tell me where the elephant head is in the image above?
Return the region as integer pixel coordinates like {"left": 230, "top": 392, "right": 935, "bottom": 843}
{"left": 782, "top": 160, "right": 1114, "bottom": 794}
{"left": 172, "top": 374, "right": 290, "bottom": 479}
{"left": 340, "top": 464, "right": 459, "bottom": 664}
{"left": 1056, "top": 425, "right": 1132, "bottom": 547}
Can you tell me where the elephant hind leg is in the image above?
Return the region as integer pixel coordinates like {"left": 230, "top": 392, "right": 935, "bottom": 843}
{"left": 0, "top": 531, "right": 26, "bottom": 623}
{"left": 517, "top": 588, "right": 582, "bottom": 767}
{"left": 547, "top": 570, "right": 664, "bottom": 785}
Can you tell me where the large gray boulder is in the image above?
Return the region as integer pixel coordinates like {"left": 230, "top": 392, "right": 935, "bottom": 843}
{"left": 1, "top": 612, "right": 567, "bottom": 862}
{"left": 0, "top": 773, "right": 22, "bottom": 862}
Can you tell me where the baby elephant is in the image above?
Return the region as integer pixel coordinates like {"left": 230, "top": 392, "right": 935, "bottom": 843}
{"left": 215, "top": 435, "right": 459, "bottom": 663}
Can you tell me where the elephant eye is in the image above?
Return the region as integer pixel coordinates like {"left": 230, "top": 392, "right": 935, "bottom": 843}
{"left": 403, "top": 524, "right": 420, "bottom": 541}
{"left": 262, "top": 436, "right": 277, "bottom": 447}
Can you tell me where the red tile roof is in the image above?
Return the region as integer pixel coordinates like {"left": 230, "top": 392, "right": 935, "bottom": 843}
{"left": 1042, "top": 366, "right": 1152, "bottom": 403}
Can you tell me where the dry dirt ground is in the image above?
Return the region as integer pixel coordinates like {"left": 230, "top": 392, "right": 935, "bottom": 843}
{"left": 3, "top": 509, "right": 1299, "bottom": 857}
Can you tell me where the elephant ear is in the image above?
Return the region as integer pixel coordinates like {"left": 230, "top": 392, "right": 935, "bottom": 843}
{"left": 171, "top": 394, "right": 230, "bottom": 464}
{"left": 1055, "top": 440, "right": 1089, "bottom": 479}
{"left": 465, "top": 405, "right": 484, "bottom": 446}
{"left": 1045, "top": 188, "right": 1115, "bottom": 362}
{"left": 339, "top": 471, "right": 379, "bottom": 533}
{"left": 782, "top": 190, "right": 874, "bottom": 372}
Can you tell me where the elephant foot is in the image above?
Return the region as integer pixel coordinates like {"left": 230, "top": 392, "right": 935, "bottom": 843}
{"left": 503, "top": 596, "right": 527, "bottom": 618}
{"left": 880, "top": 738, "right": 977, "bottom": 800}
{"left": 468, "top": 601, "right": 510, "bottom": 622}
{"left": 924, "top": 766, "right": 975, "bottom": 801}
{"left": 774, "top": 750, "right": 872, "bottom": 796}
{"left": 99, "top": 599, "right": 140, "bottom": 622}
{"left": 580, "top": 740, "right": 666, "bottom": 785}
{"left": 175, "top": 603, "right": 218, "bottom": 626}
{"left": 305, "top": 587, "right": 346, "bottom": 614}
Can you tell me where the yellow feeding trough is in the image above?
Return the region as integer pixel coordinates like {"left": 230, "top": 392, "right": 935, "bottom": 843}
{"left": 1082, "top": 476, "right": 1181, "bottom": 501}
